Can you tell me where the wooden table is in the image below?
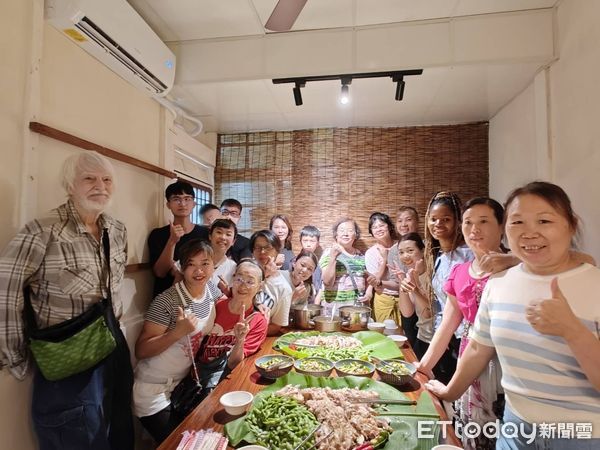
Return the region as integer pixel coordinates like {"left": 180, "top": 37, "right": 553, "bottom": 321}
{"left": 158, "top": 334, "right": 461, "bottom": 449}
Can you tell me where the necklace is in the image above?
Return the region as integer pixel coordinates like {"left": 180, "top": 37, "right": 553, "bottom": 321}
{"left": 470, "top": 260, "right": 487, "bottom": 278}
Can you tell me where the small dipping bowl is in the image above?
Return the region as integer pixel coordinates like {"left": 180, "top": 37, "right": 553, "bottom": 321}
{"left": 383, "top": 319, "right": 397, "bottom": 329}
{"left": 335, "top": 359, "right": 375, "bottom": 378}
{"left": 294, "top": 357, "right": 334, "bottom": 377}
{"left": 388, "top": 334, "right": 408, "bottom": 347}
{"left": 367, "top": 321, "right": 385, "bottom": 333}
{"left": 254, "top": 354, "right": 294, "bottom": 379}
{"left": 219, "top": 391, "right": 253, "bottom": 415}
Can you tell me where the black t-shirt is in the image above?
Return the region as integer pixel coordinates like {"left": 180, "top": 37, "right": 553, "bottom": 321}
{"left": 147, "top": 224, "right": 209, "bottom": 297}
{"left": 227, "top": 234, "right": 252, "bottom": 263}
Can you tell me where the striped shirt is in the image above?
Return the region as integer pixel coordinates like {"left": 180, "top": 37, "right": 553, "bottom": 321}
{"left": 0, "top": 201, "right": 127, "bottom": 380}
{"left": 319, "top": 248, "right": 367, "bottom": 303}
{"left": 472, "top": 263, "right": 600, "bottom": 436}
{"left": 145, "top": 280, "right": 222, "bottom": 329}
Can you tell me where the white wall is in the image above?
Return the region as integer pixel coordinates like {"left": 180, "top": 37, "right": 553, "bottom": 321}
{"left": 0, "top": 1, "right": 39, "bottom": 448}
{"left": 489, "top": 0, "right": 600, "bottom": 261}
{"left": 549, "top": 0, "right": 600, "bottom": 259}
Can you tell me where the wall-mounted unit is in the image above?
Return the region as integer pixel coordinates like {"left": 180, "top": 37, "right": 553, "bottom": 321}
{"left": 45, "top": 0, "right": 175, "bottom": 96}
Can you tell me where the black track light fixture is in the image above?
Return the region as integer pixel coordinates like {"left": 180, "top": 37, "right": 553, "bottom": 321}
{"left": 293, "top": 81, "right": 304, "bottom": 106}
{"left": 394, "top": 76, "right": 405, "bottom": 101}
{"left": 273, "top": 70, "right": 422, "bottom": 106}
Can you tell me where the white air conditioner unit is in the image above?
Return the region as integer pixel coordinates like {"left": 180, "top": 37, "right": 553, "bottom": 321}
{"left": 45, "top": 0, "right": 175, "bottom": 96}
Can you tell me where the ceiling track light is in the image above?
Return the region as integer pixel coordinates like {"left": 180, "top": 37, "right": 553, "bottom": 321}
{"left": 273, "top": 69, "right": 423, "bottom": 106}
{"left": 340, "top": 77, "right": 351, "bottom": 105}
{"left": 394, "top": 76, "right": 405, "bottom": 101}
{"left": 293, "top": 81, "right": 305, "bottom": 106}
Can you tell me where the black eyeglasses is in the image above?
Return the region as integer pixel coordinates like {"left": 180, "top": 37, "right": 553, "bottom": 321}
{"left": 221, "top": 208, "right": 241, "bottom": 218}
{"left": 169, "top": 196, "right": 195, "bottom": 204}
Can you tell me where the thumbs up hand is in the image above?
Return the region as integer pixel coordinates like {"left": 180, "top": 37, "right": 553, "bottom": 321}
{"left": 168, "top": 221, "right": 185, "bottom": 244}
{"left": 526, "top": 278, "right": 579, "bottom": 337}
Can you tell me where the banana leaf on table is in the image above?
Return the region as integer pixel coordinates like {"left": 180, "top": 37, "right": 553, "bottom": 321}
{"left": 273, "top": 330, "right": 403, "bottom": 361}
{"left": 224, "top": 372, "right": 440, "bottom": 450}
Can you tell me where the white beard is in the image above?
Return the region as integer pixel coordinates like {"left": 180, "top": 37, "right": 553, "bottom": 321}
{"left": 74, "top": 194, "right": 112, "bottom": 214}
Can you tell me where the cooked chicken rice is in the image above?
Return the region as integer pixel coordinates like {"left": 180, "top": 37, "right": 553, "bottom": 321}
{"left": 294, "top": 335, "right": 362, "bottom": 349}
{"left": 276, "top": 386, "right": 390, "bottom": 450}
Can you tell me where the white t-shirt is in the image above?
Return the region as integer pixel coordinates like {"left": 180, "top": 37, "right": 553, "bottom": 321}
{"left": 365, "top": 245, "right": 398, "bottom": 296}
{"left": 211, "top": 256, "right": 236, "bottom": 287}
{"left": 472, "top": 263, "right": 600, "bottom": 436}
{"left": 258, "top": 271, "right": 293, "bottom": 327}
{"left": 133, "top": 282, "right": 216, "bottom": 417}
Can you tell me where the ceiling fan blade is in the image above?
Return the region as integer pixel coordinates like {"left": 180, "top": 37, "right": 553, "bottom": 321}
{"left": 265, "top": 0, "right": 308, "bottom": 32}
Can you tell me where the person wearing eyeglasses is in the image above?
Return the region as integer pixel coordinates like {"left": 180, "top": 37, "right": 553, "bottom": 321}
{"left": 148, "top": 181, "right": 209, "bottom": 297}
{"left": 250, "top": 230, "right": 294, "bottom": 336}
{"left": 219, "top": 198, "right": 252, "bottom": 263}
{"left": 193, "top": 260, "right": 268, "bottom": 398}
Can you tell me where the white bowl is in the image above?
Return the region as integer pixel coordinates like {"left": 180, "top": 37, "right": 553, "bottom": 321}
{"left": 388, "top": 334, "right": 408, "bottom": 347}
{"left": 219, "top": 391, "right": 253, "bottom": 416}
{"left": 367, "top": 321, "right": 385, "bottom": 333}
{"left": 431, "top": 446, "right": 463, "bottom": 450}
{"left": 237, "top": 446, "right": 269, "bottom": 450}
{"left": 383, "top": 319, "right": 397, "bottom": 329}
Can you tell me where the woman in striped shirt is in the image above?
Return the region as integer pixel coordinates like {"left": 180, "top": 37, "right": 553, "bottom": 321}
{"left": 426, "top": 182, "right": 600, "bottom": 449}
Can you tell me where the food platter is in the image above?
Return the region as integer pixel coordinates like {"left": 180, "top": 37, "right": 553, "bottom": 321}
{"left": 225, "top": 373, "right": 441, "bottom": 450}
{"left": 273, "top": 331, "right": 403, "bottom": 362}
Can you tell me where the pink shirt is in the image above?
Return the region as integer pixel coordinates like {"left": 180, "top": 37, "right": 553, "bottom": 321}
{"left": 444, "top": 261, "right": 489, "bottom": 355}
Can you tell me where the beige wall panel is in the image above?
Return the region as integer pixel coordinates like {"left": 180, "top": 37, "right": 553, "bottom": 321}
{"left": 454, "top": 10, "right": 554, "bottom": 63}
{"left": 356, "top": 22, "right": 451, "bottom": 70}
{"left": 550, "top": 0, "right": 600, "bottom": 260}
{"left": 40, "top": 25, "right": 161, "bottom": 165}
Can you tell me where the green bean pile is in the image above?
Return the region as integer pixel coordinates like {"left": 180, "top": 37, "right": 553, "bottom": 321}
{"left": 246, "top": 394, "right": 318, "bottom": 450}
{"left": 304, "top": 346, "right": 371, "bottom": 361}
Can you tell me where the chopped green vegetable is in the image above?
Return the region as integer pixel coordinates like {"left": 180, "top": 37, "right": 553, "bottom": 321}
{"left": 336, "top": 360, "right": 373, "bottom": 375}
{"left": 259, "top": 356, "right": 291, "bottom": 370}
{"left": 245, "top": 394, "right": 318, "bottom": 449}
{"left": 303, "top": 346, "right": 371, "bottom": 361}
{"left": 378, "top": 360, "right": 412, "bottom": 376}
{"left": 296, "top": 358, "right": 331, "bottom": 371}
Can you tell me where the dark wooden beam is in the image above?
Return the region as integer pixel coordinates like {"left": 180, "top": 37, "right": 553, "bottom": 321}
{"left": 29, "top": 122, "right": 177, "bottom": 179}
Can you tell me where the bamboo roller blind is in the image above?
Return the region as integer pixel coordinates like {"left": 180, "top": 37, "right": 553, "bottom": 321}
{"left": 215, "top": 123, "right": 489, "bottom": 251}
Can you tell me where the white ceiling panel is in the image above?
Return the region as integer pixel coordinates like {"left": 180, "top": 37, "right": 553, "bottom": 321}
{"left": 142, "top": 0, "right": 265, "bottom": 41}
{"left": 454, "top": 0, "right": 557, "bottom": 17}
{"left": 356, "top": 0, "right": 459, "bottom": 26}
{"left": 127, "top": 0, "right": 559, "bottom": 133}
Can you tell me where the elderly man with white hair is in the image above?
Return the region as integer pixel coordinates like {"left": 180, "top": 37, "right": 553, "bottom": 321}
{"left": 0, "top": 151, "right": 133, "bottom": 449}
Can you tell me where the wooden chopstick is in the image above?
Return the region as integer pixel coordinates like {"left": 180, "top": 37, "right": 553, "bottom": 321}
{"left": 350, "top": 399, "right": 416, "bottom": 405}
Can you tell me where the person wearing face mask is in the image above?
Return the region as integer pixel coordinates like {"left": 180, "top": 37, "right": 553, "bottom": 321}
{"left": 0, "top": 152, "right": 133, "bottom": 449}
{"left": 426, "top": 182, "right": 600, "bottom": 449}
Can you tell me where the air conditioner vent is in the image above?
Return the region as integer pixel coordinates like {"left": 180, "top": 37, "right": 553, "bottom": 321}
{"left": 76, "top": 16, "right": 167, "bottom": 94}
{"left": 46, "top": 0, "right": 176, "bottom": 96}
